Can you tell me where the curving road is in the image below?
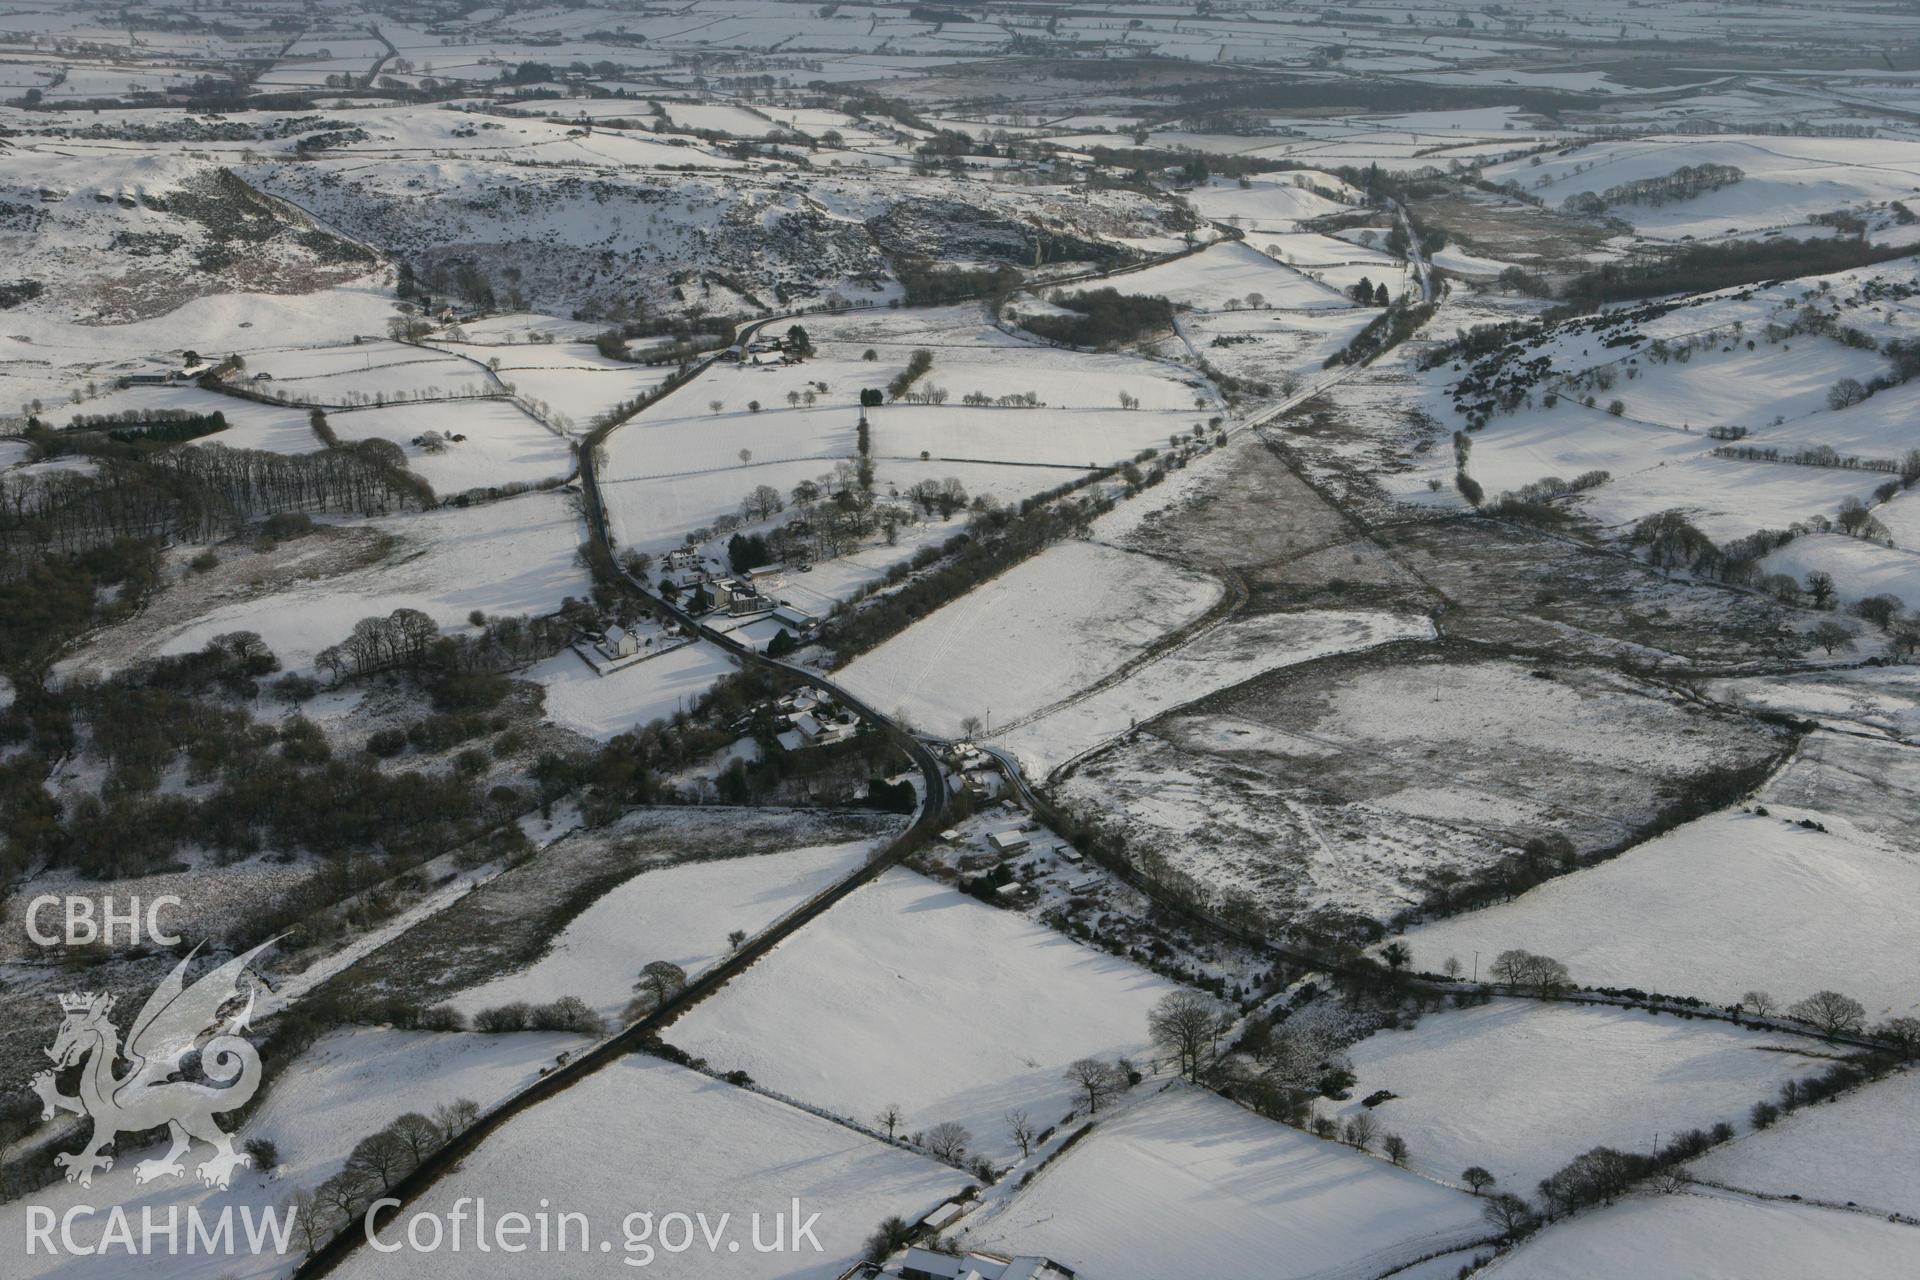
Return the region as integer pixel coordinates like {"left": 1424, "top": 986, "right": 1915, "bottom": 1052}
{"left": 294, "top": 207, "right": 1433, "bottom": 1276}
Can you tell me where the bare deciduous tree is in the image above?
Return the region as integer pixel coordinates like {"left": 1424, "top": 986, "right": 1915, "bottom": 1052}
{"left": 1063, "top": 1058, "right": 1125, "bottom": 1113}
{"left": 1873, "top": 1016, "right": 1920, "bottom": 1058}
{"left": 633, "top": 960, "right": 689, "bottom": 1012}
{"left": 344, "top": 1130, "right": 413, "bottom": 1192}
{"left": 1005, "top": 1108, "right": 1036, "bottom": 1158}
{"left": 1482, "top": 1192, "right": 1536, "bottom": 1240}
{"left": 433, "top": 1098, "right": 480, "bottom": 1138}
{"left": 1807, "top": 620, "right": 1856, "bottom": 655}
{"left": 387, "top": 1112, "right": 443, "bottom": 1164}
{"left": 1342, "top": 1112, "right": 1380, "bottom": 1152}
{"left": 284, "top": 1188, "right": 332, "bottom": 1256}
{"left": 1148, "top": 990, "right": 1231, "bottom": 1083}
{"left": 1489, "top": 949, "right": 1571, "bottom": 994}
{"left": 923, "top": 1121, "right": 972, "bottom": 1162}
{"left": 1789, "top": 990, "right": 1866, "bottom": 1036}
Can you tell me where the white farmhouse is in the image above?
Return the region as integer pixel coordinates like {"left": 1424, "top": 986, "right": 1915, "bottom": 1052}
{"left": 601, "top": 624, "right": 639, "bottom": 659}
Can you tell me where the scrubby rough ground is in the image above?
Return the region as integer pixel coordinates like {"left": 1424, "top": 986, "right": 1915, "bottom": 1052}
{"left": 1056, "top": 651, "right": 1785, "bottom": 932}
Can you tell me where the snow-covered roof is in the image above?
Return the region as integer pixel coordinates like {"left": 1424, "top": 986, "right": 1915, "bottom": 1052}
{"left": 900, "top": 1249, "right": 1069, "bottom": 1280}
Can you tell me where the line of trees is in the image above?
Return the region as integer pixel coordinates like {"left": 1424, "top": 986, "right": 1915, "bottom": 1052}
{"left": 313, "top": 607, "right": 574, "bottom": 685}
{"left": 286, "top": 1098, "right": 482, "bottom": 1257}
{"left": 886, "top": 348, "right": 934, "bottom": 400}
{"left": 959, "top": 389, "right": 1042, "bottom": 407}
{"left": 1483, "top": 470, "right": 1610, "bottom": 523}
{"left": 31, "top": 409, "right": 232, "bottom": 453}
{"left": 1555, "top": 237, "right": 1919, "bottom": 311}
{"left": 826, "top": 473, "right": 1112, "bottom": 658}
{"left": 1712, "top": 441, "right": 1905, "bottom": 477}
{"left": 0, "top": 440, "right": 429, "bottom": 570}
{"left": 1560, "top": 163, "right": 1743, "bottom": 214}
{"left": 1325, "top": 301, "right": 1435, "bottom": 368}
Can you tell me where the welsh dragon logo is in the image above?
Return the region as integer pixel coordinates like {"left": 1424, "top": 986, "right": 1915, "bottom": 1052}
{"left": 32, "top": 939, "right": 274, "bottom": 1190}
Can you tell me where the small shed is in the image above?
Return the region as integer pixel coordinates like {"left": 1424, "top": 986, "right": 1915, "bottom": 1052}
{"left": 916, "top": 1202, "right": 968, "bottom": 1233}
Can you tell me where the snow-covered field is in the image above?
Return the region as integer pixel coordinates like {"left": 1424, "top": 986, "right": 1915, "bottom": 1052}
{"left": 325, "top": 400, "right": 574, "bottom": 493}
{"left": 1691, "top": 1069, "right": 1920, "bottom": 1215}
{"left": 1577, "top": 453, "right": 1884, "bottom": 543}
{"left": 670, "top": 868, "right": 1182, "bottom": 1160}
{"left": 596, "top": 324, "right": 1215, "bottom": 560}
{"left": 60, "top": 493, "right": 591, "bottom": 677}
{"left": 962, "top": 1082, "right": 1487, "bottom": 1280}
{"left": 528, "top": 642, "right": 738, "bottom": 740}
{"left": 837, "top": 540, "right": 1223, "bottom": 737}
{"left": 0, "top": 282, "right": 396, "bottom": 407}
{"left": 46, "top": 383, "right": 321, "bottom": 452}
{"left": 248, "top": 341, "right": 489, "bottom": 403}
{"left": 0, "top": 1027, "right": 582, "bottom": 1278}
{"left": 1186, "top": 174, "right": 1358, "bottom": 228}
{"left": 451, "top": 839, "right": 879, "bottom": 1022}
{"left": 1613, "top": 340, "right": 1888, "bottom": 433}
{"left": 1485, "top": 1191, "right": 1918, "bottom": 1280}
{"left": 873, "top": 401, "right": 1199, "bottom": 468}
{"left": 1092, "top": 239, "right": 1360, "bottom": 311}
{"left": 1761, "top": 532, "right": 1920, "bottom": 613}
{"left": 1485, "top": 133, "right": 1920, "bottom": 240}
{"left": 1405, "top": 808, "right": 1920, "bottom": 1017}
{"left": 1336, "top": 1001, "right": 1831, "bottom": 1191}
{"left": 337, "top": 1055, "right": 965, "bottom": 1280}
{"left": 497, "top": 362, "right": 671, "bottom": 429}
